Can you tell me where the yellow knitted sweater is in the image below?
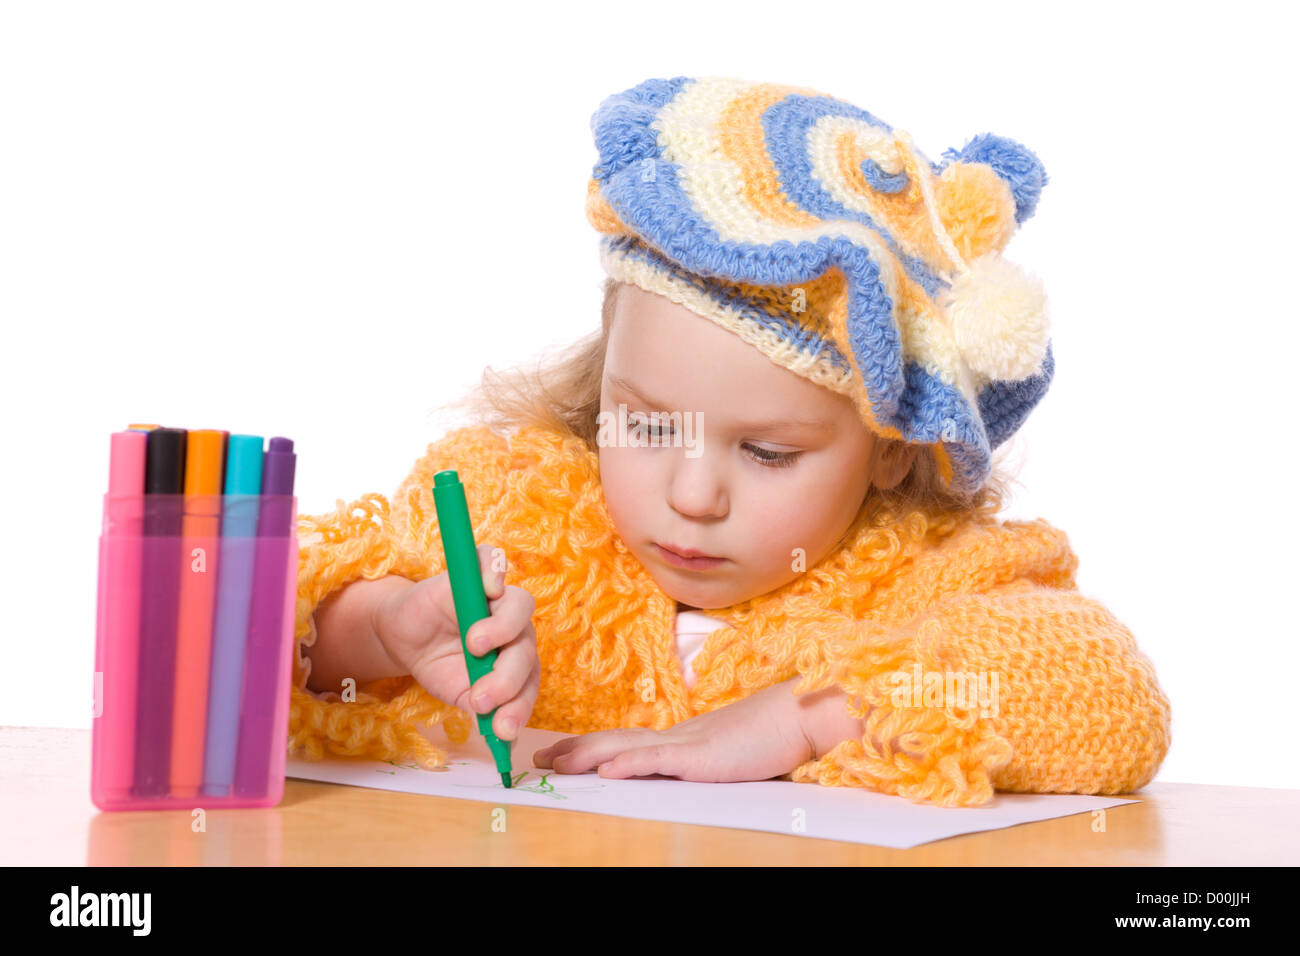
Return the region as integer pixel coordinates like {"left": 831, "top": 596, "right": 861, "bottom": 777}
{"left": 288, "top": 424, "right": 1171, "bottom": 808}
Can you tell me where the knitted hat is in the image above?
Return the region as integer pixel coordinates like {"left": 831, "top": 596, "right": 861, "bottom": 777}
{"left": 585, "top": 75, "right": 1053, "bottom": 496}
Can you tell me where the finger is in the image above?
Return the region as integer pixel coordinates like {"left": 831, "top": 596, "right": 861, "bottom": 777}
{"left": 533, "top": 732, "right": 582, "bottom": 767}
{"left": 464, "top": 586, "right": 536, "bottom": 657}
{"left": 468, "top": 633, "right": 534, "bottom": 715}
{"left": 489, "top": 658, "right": 540, "bottom": 742}
{"left": 467, "top": 624, "right": 533, "bottom": 707}
{"left": 533, "top": 728, "right": 607, "bottom": 767}
{"left": 478, "top": 543, "right": 508, "bottom": 601}
{"left": 548, "top": 729, "right": 658, "bottom": 774}
{"left": 597, "top": 744, "right": 677, "bottom": 779}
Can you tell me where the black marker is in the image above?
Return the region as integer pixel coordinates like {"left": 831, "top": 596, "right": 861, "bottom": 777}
{"left": 133, "top": 427, "right": 186, "bottom": 797}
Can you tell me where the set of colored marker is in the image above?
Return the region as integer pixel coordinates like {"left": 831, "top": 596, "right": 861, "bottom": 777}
{"left": 92, "top": 425, "right": 299, "bottom": 810}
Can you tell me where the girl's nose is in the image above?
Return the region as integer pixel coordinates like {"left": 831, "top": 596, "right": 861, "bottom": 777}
{"left": 666, "top": 452, "right": 728, "bottom": 519}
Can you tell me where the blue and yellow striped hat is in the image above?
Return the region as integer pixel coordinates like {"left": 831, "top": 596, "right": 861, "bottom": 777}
{"left": 586, "top": 75, "right": 1053, "bottom": 496}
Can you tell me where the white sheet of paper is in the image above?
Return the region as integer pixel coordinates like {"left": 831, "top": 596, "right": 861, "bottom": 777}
{"left": 284, "top": 724, "right": 1138, "bottom": 849}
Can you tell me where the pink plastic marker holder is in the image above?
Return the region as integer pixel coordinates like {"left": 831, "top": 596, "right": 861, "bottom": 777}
{"left": 91, "top": 492, "right": 298, "bottom": 810}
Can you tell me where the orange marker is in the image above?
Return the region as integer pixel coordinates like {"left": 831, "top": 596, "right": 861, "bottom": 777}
{"left": 170, "top": 429, "right": 228, "bottom": 797}
{"left": 127, "top": 423, "right": 162, "bottom": 431}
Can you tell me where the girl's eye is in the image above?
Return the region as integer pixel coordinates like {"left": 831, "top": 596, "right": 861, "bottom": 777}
{"left": 626, "top": 415, "right": 672, "bottom": 440}
{"left": 744, "top": 444, "right": 800, "bottom": 469}
{"left": 625, "top": 416, "right": 801, "bottom": 469}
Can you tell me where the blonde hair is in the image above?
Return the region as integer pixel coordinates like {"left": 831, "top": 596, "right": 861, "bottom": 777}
{"left": 432, "top": 278, "right": 1023, "bottom": 528}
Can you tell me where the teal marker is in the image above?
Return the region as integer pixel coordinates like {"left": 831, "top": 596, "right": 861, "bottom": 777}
{"left": 432, "top": 470, "right": 513, "bottom": 788}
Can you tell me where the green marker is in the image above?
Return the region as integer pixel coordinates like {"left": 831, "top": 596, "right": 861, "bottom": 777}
{"left": 432, "top": 469, "right": 513, "bottom": 789}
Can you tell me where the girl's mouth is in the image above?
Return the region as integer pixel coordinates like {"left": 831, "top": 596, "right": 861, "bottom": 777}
{"left": 653, "top": 543, "right": 727, "bottom": 570}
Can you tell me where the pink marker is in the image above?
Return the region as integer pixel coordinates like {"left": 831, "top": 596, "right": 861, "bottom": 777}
{"left": 91, "top": 429, "right": 147, "bottom": 808}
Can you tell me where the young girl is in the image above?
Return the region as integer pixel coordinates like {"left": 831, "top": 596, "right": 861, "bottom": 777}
{"left": 292, "top": 75, "right": 1171, "bottom": 808}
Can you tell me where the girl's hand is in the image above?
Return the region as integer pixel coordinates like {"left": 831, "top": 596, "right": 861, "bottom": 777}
{"left": 372, "top": 543, "right": 539, "bottom": 742}
{"left": 532, "top": 681, "right": 814, "bottom": 782}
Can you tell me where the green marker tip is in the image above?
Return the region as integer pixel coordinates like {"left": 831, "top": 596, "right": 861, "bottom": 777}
{"left": 501, "top": 772, "right": 512, "bottom": 789}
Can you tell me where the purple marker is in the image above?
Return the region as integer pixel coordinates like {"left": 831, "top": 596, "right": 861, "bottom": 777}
{"left": 233, "top": 437, "right": 297, "bottom": 799}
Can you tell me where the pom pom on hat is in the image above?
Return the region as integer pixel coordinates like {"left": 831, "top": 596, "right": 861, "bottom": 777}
{"left": 942, "top": 132, "right": 1049, "bottom": 225}
{"left": 942, "top": 252, "right": 1050, "bottom": 381}
{"left": 897, "top": 129, "right": 1051, "bottom": 382}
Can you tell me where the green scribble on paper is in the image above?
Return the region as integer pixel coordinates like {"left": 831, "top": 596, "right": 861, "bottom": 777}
{"left": 451, "top": 769, "right": 606, "bottom": 801}
{"left": 372, "top": 755, "right": 605, "bottom": 799}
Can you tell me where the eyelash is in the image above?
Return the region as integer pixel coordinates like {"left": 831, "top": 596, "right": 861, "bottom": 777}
{"left": 624, "top": 416, "right": 802, "bottom": 469}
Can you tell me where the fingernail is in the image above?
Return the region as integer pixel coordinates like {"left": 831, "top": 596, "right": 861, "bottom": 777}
{"left": 502, "top": 717, "right": 518, "bottom": 737}
{"left": 473, "top": 693, "right": 491, "bottom": 712}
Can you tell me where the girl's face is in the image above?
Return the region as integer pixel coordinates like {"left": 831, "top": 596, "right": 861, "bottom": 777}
{"left": 597, "top": 283, "right": 911, "bottom": 610}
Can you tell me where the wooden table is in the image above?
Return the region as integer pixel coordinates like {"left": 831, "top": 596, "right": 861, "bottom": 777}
{"left": 4, "top": 725, "right": 1297, "bottom": 865}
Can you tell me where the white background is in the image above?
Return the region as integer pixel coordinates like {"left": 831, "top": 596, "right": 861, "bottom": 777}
{"left": 2, "top": 0, "right": 1295, "bottom": 792}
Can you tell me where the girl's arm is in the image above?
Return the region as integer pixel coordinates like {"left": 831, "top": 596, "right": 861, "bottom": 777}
{"left": 790, "top": 678, "right": 869, "bottom": 760}
{"left": 787, "top": 580, "right": 1172, "bottom": 806}
{"left": 305, "top": 575, "right": 412, "bottom": 694}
